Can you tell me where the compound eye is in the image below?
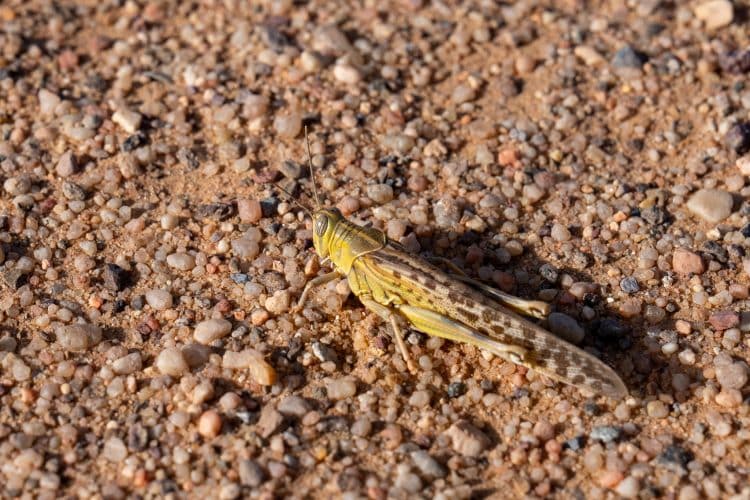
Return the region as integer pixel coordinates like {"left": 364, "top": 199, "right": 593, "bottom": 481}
{"left": 315, "top": 216, "right": 328, "bottom": 237}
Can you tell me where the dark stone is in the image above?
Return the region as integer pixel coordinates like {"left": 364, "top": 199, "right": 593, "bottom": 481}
{"left": 719, "top": 49, "right": 750, "bottom": 74}
{"left": 121, "top": 132, "right": 148, "bottom": 153}
{"left": 725, "top": 122, "right": 750, "bottom": 155}
{"left": 539, "top": 263, "right": 559, "bottom": 283}
{"left": 641, "top": 206, "right": 670, "bottom": 226}
{"left": 127, "top": 423, "right": 149, "bottom": 451}
{"left": 239, "top": 459, "right": 266, "bottom": 487}
{"left": 619, "top": 276, "right": 640, "bottom": 294}
{"left": 230, "top": 273, "right": 249, "bottom": 284}
{"left": 61, "top": 181, "right": 87, "bottom": 201}
{"left": 176, "top": 147, "right": 199, "bottom": 169}
{"left": 702, "top": 241, "right": 728, "bottom": 263}
{"left": 563, "top": 435, "right": 585, "bottom": 451}
{"left": 260, "top": 197, "right": 279, "bottom": 217}
{"left": 612, "top": 46, "right": 647, "bottom": 68}
{"left": 2, "top": 268, "right": 28, "bottom": 290}
{"left": 658, "top": 444, "right": 693, "bottom": 469}
{"left": 195, "top": 202, "right": 235, "bottom": 221}
{"left": 277, "top": 159, "right": 303, "bottom": 179}
{"left": 103, "top": 263, "right": 130, "bottom": 291}
{"left": 447, "top": 381, "right": 466, "bottom": 398}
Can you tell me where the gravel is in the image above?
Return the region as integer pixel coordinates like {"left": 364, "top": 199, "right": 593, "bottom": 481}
{"left": 1, "top": 1, "right": 749, "bottom": 497}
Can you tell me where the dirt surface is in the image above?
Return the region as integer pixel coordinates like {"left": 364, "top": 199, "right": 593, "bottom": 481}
{"left": 1, "top": 0, "right": 750, "bottom": 498}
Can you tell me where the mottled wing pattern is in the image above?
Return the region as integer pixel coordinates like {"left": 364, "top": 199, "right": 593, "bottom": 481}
{"left": 348, "top": 244, "right": 627, "bottom": 398}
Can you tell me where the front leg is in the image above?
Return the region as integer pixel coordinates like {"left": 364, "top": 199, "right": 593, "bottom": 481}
{"left": 295, "top": 271, "right": 342, "bottom": 311}
{"left": 358, "top": 296, "right": 417, "bottom": 373}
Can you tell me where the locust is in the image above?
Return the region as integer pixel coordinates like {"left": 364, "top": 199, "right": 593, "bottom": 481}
{"left": 288, "top": 131, "right": 627, "bottom": 399}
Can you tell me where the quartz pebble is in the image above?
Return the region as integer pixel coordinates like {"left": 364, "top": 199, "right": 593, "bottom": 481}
{"left": 694, "top": 0, "right": 734, "bottom": 30}
{"left": 685, "top": 189, "right": 734, "bottom": 223}
{"left": 194, "top": 318, "right": 232, "bottom": 344}
{"left": 198, "top": 410, "right": 222, "bottom": 438}
{"left": 155, "top": 347, "right": 189, "bottom": 376}
{"left": 444, "top": 420, "right": 492, "bottom": 457}
{"left": 112, "top": 108, "right": 142, "bottom": 133}
{"left": 145, "top": 289, "right": 173, "bottom": 310}
{"left": 325, "top": 377, "right": 357, "bottom": 400}
{"left": 222, "top": 349, "right": 277, "bottom": 385}
{"left": 56, "top": 324, "right": 103, "bottom": 351}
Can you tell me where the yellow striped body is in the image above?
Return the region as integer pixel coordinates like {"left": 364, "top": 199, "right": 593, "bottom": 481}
{"left": 308, "top": 208, "right": 627, "bottom": 399}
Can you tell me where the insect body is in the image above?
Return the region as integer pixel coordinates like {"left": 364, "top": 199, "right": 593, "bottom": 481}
{"left": 298, "top": 207, "right": 627, "bottom": 399}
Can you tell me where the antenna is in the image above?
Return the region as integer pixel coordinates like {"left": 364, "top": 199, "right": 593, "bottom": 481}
{"left": 272, "top": 181, "right": 312, "bottom": 217}
{"left": 305, "top": 125, "right": 320, "bottom": 208}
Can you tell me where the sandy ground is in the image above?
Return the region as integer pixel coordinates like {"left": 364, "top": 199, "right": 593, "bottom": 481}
{"left": 1, "top": 0, "right": 750, "bottom": 498}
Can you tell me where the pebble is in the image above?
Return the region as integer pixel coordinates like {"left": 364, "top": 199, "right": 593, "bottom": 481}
{"left": 238, "top": 199, "right": 263, "bottom": 223}
{"left": 112, "top": 108, "right": 142, "bottom": 133}
{"left": 231, "top": 238, "right": 260, "bottom": 259}
{"left": 547, "top": 312, "right": 585, "bottom": 344}
{"left": 265, "top": 290, "right": 291, "bottom": 314}
{"left": 411, "top": 450, "right": 447, "bottom": 478}
{"left": 672, "top": 248, "right": 705, "bottom": 274}
{"left": 451, "top": 84, "right": 476, "bottom": 104}
{"left": 715, "top": 389, "right": 743, "bottom": 407}
{"left": 351, "top": 417, "right": 372, "bottom": 437}
{"left": 239, "top": 460, "right": 265, "bottom": 487}
{"left": 325, "top": 377, "right": 357, "bottom": 400}
{"left": 55, "top": 151, "right": 78, "bottom": 177}
{"left": 112, "top": 352, "right": 142, "bottom": 375}
{"left": 222, "top": 349, "right": 277, "bottom": 385}
{"left": 333, "top": 63, "right": 362, "bottom": 84}
{"left": 444, "top": 420, "right": 491, "bottom": 457}
{"left": 145, "top": 289, "right": 173, "bottom": 310}
{"left": 102, "top": 437, "right": 127, "bottom": 462}
{"left": 273, "top": 112, "right": 302, "bottom": 139}
{"left": 366, "top": 184, "right": 394, "bottom": 204}
{"left": 103, "top": 264, "right": 128, "bottom": 291}
{"left": 693, "top": 0, "right": 734, "bottom": 30}
{"left": 166, "top": 252, "right": 196, "bottom": 271}
{"left": 646, "top": 400, "right": 669, "bottom": 418}
{"left": 612, "top": 46, "right": 646, "bottom": 68}
{"left": 278, "top": 395, "right": 311, "bottom": 417}
{"left": 38, "top": 89, "right": 60, "bottom": 116}
{"left": 590, "top": 426, "right": 621, "bottom": 443}
{"left": 619, "top": 276, "right": 639, "bottom": 294}
{"left": 685, "top": 189, "right": 734, "bottom": 223}
{"left": 155, "top": 347, "right": 189, "bottom": 376}
{"left": 56, "top": 324, "right": 103, "bottom": 351}
{"left": 715, "top": 362, "right": 748, "bottom": 389}
{"left": 709, "top": 311, "right": 739, "bottom": 331}
{"left": 256, "top": 404, "right": 284, "bottom": 438}
{"left": 550, "top": 223, "right": 571, "bottom": 241}
{"left": 198, "top": 410, "right": 222, "bottom": 438}
{"left": 194, "top": 318, "right": 232, "bottom": 344}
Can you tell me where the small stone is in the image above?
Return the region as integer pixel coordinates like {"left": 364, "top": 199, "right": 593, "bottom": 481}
{"left": 612, "top": 46, "right": 647, "bottom": 68}
{"left": 672, "top": 248, "right": 705, "bottom": 274}
{"left": 547, "top": 312, "right": 585, "bottom": 344}
{"left": 38, "top": 89, "right": 61, "bottom": 116}
{"left": 685, "top": 189, "right": 734, "bottom": 223}
{"left": 56, "top": 324, "right": 103, "bottom": 351}
{"left": 715, "top": 362, "right": 748, "bottom": 389}
{"left": 550, "top": 223, "right": 571, "bottom": 241}
{"left": 709, "top": 311, "right": 740, "bottom": 331}
{"left": 675, "top": 320, "right": 692, "bottom": 335}
{"left": 366, "top": 184, "right": 394, "bottom": 204}
{"left": 194, "top": 318, "right": 232, "bottom": 344}
{"left": 222, "top": 349, "right": 277, "bottom": 385}
{"left": 112, "top": 352, "right": 142, "bottom": 375}
{"left": 231, "top": 238, "right": 260, "bottom": 259}
{"left": 694, "top": 0, "right": 734, "bottom": 30}
{"left": 311, "top": 341, "right": 338, "bottom": 363}
{"left": 737, "top": 155, "right": 750, "bottom": 175}
{"left": 198, "top": 410, "right": 222, "bottom": 438}
{"left": 351, "top": 417, "right": 372, "bottom": 437}
{"left": 273, "top": 112, "right": 302, "bottom": 139}
{"left": 55, "top": 151, "right": 78, "bottom": 177}
{"left": 598, "top": 469, "right": 624, "bottom": 488}
{"left": 103, "top": 263, "right": 129, "bottom": 292}
{"left": 166, "top": 252, "right": 196, "bottom": 271}
{"left": 451, "top": 84, "right": 476, "bottom": 104}
{"left": 102, "top": 437, "right": 127, "bottom": 462}
{"left": 145, "top": 289, "right": 173, "bottom": 310}
{"left": 155, "top": 347, "right": 190, "bottom": 376}
{"left": 325, "top": 377, "right": 357, "bottom": 400}
{"left": 646, "top": 400, "right": 669, "bottom": 418}
{"left": 257, "top": 404, "right": 284, "bottom": 438}
{"left": 715, "top": 389, "right": 743, "bottom": 407}
{"left": 239, "top": 460, "right": 265, "bottom": 487}
{"left": 619, "top": 276, "right": 639, "bottom": 294}
{"left": 445, "top": 420, "right": 492, "bottom": 457}
{"left": 411, "top": 450, "right": 447, "bottom": 478}
{"left": 278, "top": 395, "right": 311, "bottom": 417}
{"left": 590, "top": 426, "right": 621, "bottom": 443}
{"left": 333, "top": 63, "right": 362, "bottom": 84}
{"left": 278, "top": 160, "right": 302, "bottom": 180}
{"left": 265, "top": 290, "right": 291, "bottom": 315}
{"left": 112, "top": 108, "right": 143, "bottom": 133}
{"left": 238, "top": 199, "right": 263, "bottom": 223}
